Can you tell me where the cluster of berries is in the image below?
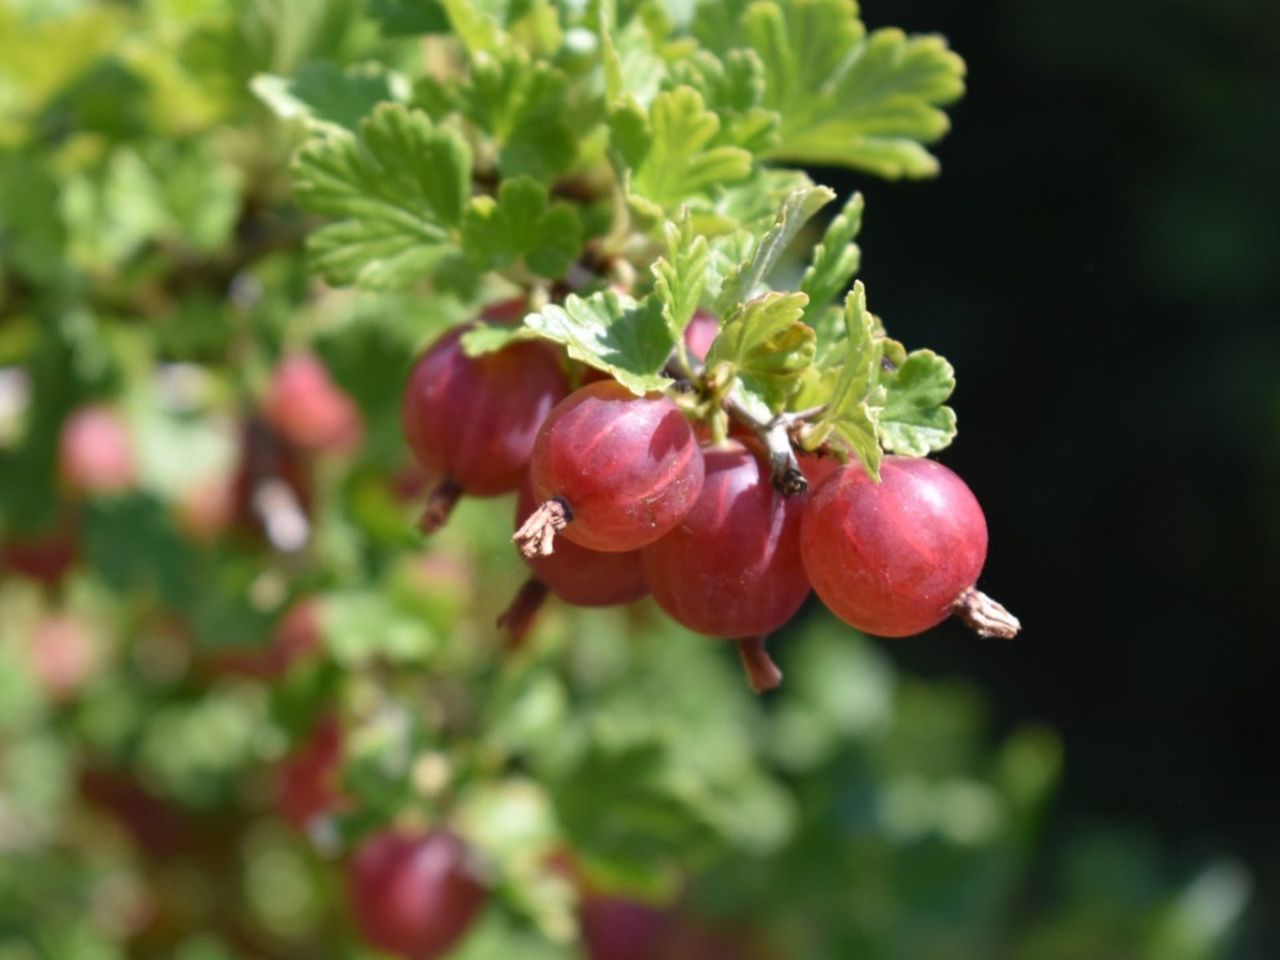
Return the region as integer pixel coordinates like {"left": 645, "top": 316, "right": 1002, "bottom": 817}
{"left": 402, "top": 306, "right": 1019, "bottom": 693}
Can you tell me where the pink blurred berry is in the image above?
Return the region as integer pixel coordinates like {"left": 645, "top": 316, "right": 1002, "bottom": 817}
{"left": 263, "top": 353, "right": 363, "bottom": 455}
{"left": 58, "top": 405, "right": 135, "bottom": 495}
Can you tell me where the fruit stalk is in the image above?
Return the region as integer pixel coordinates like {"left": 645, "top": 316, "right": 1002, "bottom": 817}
{"left": 496, "top": 578, "right": 550, "bottom": 647}
{"left": 953, "top": 587, "right": 1022, "bottom": 639}
{"left": 736, "top": 637, "right": 783, "bottom": 694}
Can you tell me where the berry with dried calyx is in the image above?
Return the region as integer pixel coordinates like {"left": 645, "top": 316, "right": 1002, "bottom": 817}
{"left": 499, "top": 474, "right": 648, "bottom": 645}
{"left": 514, "top": 380, "right": 704, "bottom": 557}
{"left": 800, "top": 456, "right": 1019, "bottom": 639}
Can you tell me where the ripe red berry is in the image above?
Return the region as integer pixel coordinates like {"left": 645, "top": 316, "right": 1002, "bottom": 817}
{"left": 800, "top": 456, "right": 1019, "bottom": 638}
{"left": 683, "top": 310, "right": 719, "bottom": 363}
{"left": 347, "top": 829, "right": 487, "bottom": 960}
{"left": 517, "top": 475, "right": 648, "bottom": 605}
{"left": 798, "top": 451, "right": 841, "bottom": 489}
{"left": 403, "top": 325, "right": 569, "bottom": 531}
{"left": 276, "top": 713, "right": 344, "bottom": 834}
{"left": 499, "top": 475, "right": 648, "bottom": 645}
{"left": 641, "top": 442, "right": 809, "bottom": 692}
{"left": 515, "top": 381, "right": 704, "bottom": 556}
{"left": 263, "top": 353, "right": 363, "bottom": 455}
{"left": 58, "top": 405, "right": 135, "bottom": 495}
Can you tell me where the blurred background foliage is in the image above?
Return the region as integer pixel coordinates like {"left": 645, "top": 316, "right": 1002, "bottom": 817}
{"left": 0, "top": 0, "right": 1273, "bottom": 958}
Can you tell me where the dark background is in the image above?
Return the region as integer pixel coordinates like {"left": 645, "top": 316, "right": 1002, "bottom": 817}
{"left": 812, "top": 0, "right": 1280, "bottom": 946}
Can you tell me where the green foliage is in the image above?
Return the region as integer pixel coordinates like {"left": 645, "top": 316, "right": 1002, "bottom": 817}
{"left": 800, "top": 282, "right": 883, "bottom": 476}
{"left": 462, "top": 176, "right": 582, "bottom": 278}
{"left": 651, "top": 212, "right": 711, "bottom": 346}
{"left": 293, "top": 102, "right": 472, "bottom": 289}
{"left": 878, "top": 346, "right": 958, "bottom": 456}
{"left": 0, "top": 1, "right": 1252, "bottom": 958}
{"left": 523, "top": 291, "right": 674, "bottom": 394}
{"left": 706, "top": 292, "right": 814, "bottom": 418}
{"left": 799, "top": 190, "right": 863, "bottom": 329}
{"left": 741, "top": 0, "right": 967, "bottom": 177}
{"left": 252, "top": 62, "right": 410, "bottom": 132}
{"left": 612, "top": 86, "right": 754, "bottom": 218}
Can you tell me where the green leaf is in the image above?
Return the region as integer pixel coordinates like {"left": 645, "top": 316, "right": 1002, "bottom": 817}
{"left": 651, "top": 211, "right": 710, "bottom": 345}
{"left": 292, "top": 103, "right": 471, "bottom": 289}
{"left": 691, "top": 0, "right": 752, "bottom": 53}
{"left": 523, "top": 291, "right": 673, "bottom": 394}
{"left": 459, "top": 321, "right": 540, "bottom": 356}
{"left": 799, "top": 191, "right": 863, "bottom": 327}
{"left": 668, "top": 49, "right": 779, "bottom": 153}
{"left": 323, "top": 589, "right": 437, "bottom": 665}
{"left": 251, "top": 61, "right": 409, "bottom": 132}
{"left": 715, "top": 184, "right": 834, "bottom": 314}
{"left": 61, "top": 149, "right": 168, "bottom": 272}
{"left": 458, "top": 51, "right": 576, "bottom": 180}
{"left": 802, "top": 282, "right": 883, "bottom": 478}
{"left": 552, "top": 739, "right": 718, "bottom": 890}
{"left": 0, "top": 152, "right": 67, "bottom": 284}
{"left": 877, "top": 347, "right": 957, "bottom": 455}
{"left": 706, "top": 291, "right": 814, "bottom": 418}
{"left": 598, "top": 1, "right": 668, "bottom": 109}
{"left": 614, "top": 86, "right": 753, "bottom": 218}
{"left": 83, "top": 495, "right": 198, "bottom": 610}
{"left": 462, "top": 176, "right": 582, "bottom": 278}
{"left": 598, "top": 0, "right": 625, "bottom": 103}
{"left": 744, "top": 0, "right": 966, "bottom": 178}
{"left": 368, "top": 0, "right": 449, "bottom": 35}
{"left": 149, "top": 141, "right": 244, "bottom": 255}
{"left": 440, "top": 0, "right": 503, "bottom": 54}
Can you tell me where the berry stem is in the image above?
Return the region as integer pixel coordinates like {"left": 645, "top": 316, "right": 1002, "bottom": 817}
{"left": 953, "top": 587, "right": 1021, "bottom": 639}
{"left": 735, "top": 637, "right": 783, "bottom": 694}
{"left": 420, "top": 479, "right": 463, "bottom": 534}
{"left": 496, "top": 578, "right": 550, "bottom": 649}
{"left": 662, "top": 356, "right": 812, "bottom": 496}
{"left": 725, "top": 396, "right": 808, "bottom": 496}
{"left": 512, "top": 497, "right": 573, "bottom": 558}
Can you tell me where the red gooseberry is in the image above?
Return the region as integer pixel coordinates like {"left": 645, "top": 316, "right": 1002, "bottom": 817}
{"left": 800, "top": 456, "right": 1019, "bottom": 638}
{"left": 514, "top": 381, "right": 704, "bottom": 556}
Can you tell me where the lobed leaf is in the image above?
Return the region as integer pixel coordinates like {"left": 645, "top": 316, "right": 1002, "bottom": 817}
{"left": 743, "top": 0, "right": 966, "bottom": 178}
{"left": 802, "top": 282, "right": 883, "bottom": 479}
{"left": 706, "top": 291, "right": 814, "bottom": 418}
{"left": 799, "top": 191, "right": 864, "bottom": 328}
{"left": 292, "top": 103, "right": 470, "bottom": 289}
{"left": 523, "top": 291, "right": 675, "bottom": 394}
{"left": 251, "top": 62, "right": 409, "bottom": 132}
{"left": 667, "top": 49, "right": 779, "bottom": 153}
{"left": 613, "top": 86, "right": 754, "bottom": 219}
{"left": 715, "top": 184, "right": 834, "bottom": 315}
{"left": 651, "top": 210, "right": 711, "bottom": 346}
{"left": 462, "top": 175, "right": 582, "bottom": 278}
{"left": 457, "top": 50, "right": 576, "bottom": 179}
{"left": 877, "top": 346, "right": 957, "bottom": 455}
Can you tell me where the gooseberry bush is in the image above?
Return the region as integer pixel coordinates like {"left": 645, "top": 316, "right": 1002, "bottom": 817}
{"left": 0, "top": 1, "right": 1249, "bottom": 958}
